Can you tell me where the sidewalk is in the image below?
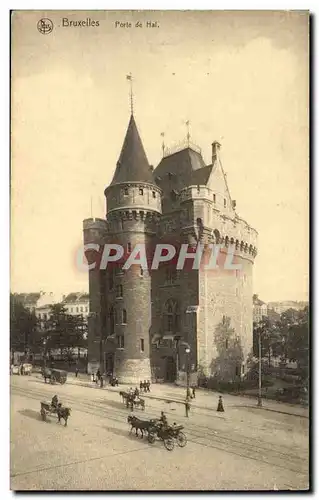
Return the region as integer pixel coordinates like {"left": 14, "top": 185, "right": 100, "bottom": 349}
{"left": 65, "top": 373, "right": 309, "bottom": 419}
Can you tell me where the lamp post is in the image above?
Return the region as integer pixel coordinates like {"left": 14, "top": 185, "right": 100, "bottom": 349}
{"left": 257, "top": 328, "right": 262, "bottom": 407}
{"left": 185, "top": 346, "right": 191, "bottom": 401}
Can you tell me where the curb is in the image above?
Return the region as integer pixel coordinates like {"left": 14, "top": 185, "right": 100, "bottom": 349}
{"left": 54, "top": 376, "right": 309, "bottom": 419}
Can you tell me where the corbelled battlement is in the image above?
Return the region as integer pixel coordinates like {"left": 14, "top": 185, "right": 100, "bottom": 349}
{"left": 83, "top": 218, "right": 108, "bottom": 231}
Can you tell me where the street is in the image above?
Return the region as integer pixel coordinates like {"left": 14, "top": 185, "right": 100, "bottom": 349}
{"left": 10, "top": 374, "right": 309, "bottom": 491}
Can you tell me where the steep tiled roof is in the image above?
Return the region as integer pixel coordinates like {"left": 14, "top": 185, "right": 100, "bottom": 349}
{"left": 110, "top": 114, "right": 153, "bottom": 185}
{"left": 154, "top": 147, "right": 206, "bottom": 192}
{"left": 63, "top": 292, "right": 89, "bottom": 304}
{"left": 191, "top": 164, "right": 213, "bottom": 186}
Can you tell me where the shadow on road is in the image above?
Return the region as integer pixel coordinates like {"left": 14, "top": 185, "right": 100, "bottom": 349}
{"left": 18, "top": 409, "right": 43, "bottom": 422}
{"left": 103, "top": 425, "right": 142, "bottom": 439}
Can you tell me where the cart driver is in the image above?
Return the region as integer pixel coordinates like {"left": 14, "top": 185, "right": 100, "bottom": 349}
{"left": 51, "top": 395, "right": 59, "bottom": 409}
{"left": 160, "top": 411, "right": 168, "bottom": 428}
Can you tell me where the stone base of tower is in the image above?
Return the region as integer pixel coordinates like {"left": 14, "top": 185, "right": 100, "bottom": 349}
{"left": 114, "top": 357, "right": 151, "bottom": 384}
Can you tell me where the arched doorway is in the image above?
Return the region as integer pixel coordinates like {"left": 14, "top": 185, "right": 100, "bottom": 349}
{"left": 165, "top": 356, "right": 176, "bottom": 382}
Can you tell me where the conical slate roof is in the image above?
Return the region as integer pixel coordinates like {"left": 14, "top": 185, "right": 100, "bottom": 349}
{"left": 110, "top": 114, "right": 153, "bottom": 185}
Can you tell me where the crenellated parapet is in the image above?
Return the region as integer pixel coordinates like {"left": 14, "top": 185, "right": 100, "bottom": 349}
{"left": 83, "top": 217, "right": 108, "bottom": 245}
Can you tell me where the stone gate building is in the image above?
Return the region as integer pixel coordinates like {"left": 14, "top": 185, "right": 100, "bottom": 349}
{"left": 83, "top": 113, "right": 258, "bottom": 384}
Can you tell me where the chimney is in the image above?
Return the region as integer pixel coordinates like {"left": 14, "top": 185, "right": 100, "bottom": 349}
{"left": 212, "top": 141, "right": 221, "bottom": 163}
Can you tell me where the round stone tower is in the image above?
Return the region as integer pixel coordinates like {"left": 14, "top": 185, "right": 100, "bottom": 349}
{"left": 104, "top": 114, "right": 162, "bottom": 383}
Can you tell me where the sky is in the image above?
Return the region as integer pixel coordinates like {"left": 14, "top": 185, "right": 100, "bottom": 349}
{"left": 11, "top": 10, "right": 309, "bottom": 302}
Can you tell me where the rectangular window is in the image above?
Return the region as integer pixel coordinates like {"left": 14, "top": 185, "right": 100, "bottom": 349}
{"left": 127, "top": 242, "right": 132, "bottom": 253}
{"left": 152, "top": 191, "right": 156, "bottom": 198}
{"left": 224, "top": 198, "right": 227, "bottom": 208}
{"left": 76, "top": 307, "right": 79, "bottom": 313}
{"left": 213, "top": 194, "right": 216, "bottom": 203}
{"left": 117, "top": 335, "right": 124, "bottom": 348}
{"left": 139, "top": 188, "right": 144, "bottom": 195}
{"left": 140, "top": 338, "right": 145, "bottom": 352}
{"left": 116, "top": 285, "right": 123, "bottom": 298}
{"left": 124, "top": 187, "right": 128, "bottom": 195}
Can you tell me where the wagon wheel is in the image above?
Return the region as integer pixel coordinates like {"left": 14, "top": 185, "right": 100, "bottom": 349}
{"left": 176, "top": 432, "right": 187, "bottom": 448}
{"left": 163, "top": 438, "right": 174, "bottom": 451}
{"left": 148, "top": 432, "right": 156, "bottom": 444}
{"left": 40, "top": 408, "right": 47, "bottom": 421}
{"left": 60, "top": 378, "right": 66, "bottom": 385}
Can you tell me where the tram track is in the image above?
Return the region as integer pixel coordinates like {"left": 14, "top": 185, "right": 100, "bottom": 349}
{"left": 11, "top": 381, "right": 308, "bottom": 484}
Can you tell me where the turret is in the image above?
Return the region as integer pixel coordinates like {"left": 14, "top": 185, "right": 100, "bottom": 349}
{"left": 103, "top": 114, "right": 161, "bottom": 383}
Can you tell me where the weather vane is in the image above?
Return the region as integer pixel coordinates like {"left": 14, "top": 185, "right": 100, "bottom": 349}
{"left": 186, "top": 120, "right": 190, "bottom": 146}
{"left": 126, "top": 73, "right": 134, "bottom": 115}
{"left": 161, "top": 132, "right": 165, "bottom": 157}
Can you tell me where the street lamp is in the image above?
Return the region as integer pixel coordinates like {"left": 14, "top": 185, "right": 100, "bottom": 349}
{"left": 185, "top": 346, "right": 191, "bottom": 401}
{"left": 257, "top": 329, "right": 262, "bottom": 407}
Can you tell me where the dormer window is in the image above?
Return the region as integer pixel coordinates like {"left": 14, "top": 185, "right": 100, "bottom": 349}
{"left": 139, "top": 188, "right": 144, "bottom": 195}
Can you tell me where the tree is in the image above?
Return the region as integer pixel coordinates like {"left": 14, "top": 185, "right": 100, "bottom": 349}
{"left": 253, "top": 316, "right": 282, "bottom": 367}
{"left": 10, "top": 294, "right": 38, "bottom": 359}
{"left": 284, "top": 307, "right": 309, "bottom": 382}
{"left": 42, "top": 304, "right": 88, "bottom": 360}
{"left": 210, "top": 316, "right": 244, "bottom": 381}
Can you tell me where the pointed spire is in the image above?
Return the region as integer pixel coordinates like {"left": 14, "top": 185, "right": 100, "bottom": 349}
{"left": 110, "top": 115, "right": 153, "bottom": 184}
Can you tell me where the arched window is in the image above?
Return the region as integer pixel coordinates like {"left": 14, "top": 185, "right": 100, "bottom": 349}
{"left": 163, "top": 299, "right": 180, "bottom": 334}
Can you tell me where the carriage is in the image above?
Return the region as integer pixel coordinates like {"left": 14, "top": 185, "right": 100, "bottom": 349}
{"left": 120, "top": 391, "right": 145, "bottom": 411}
{"left": 40, "top": 401, "right": 71, "bottom": 426}
{"left": 147, "top": 422, "right": 187, "bottom": 451}
{"left": 42, "top": 368, "right": 67, "bottom": 385}
{"left": 127, "top": 414, "right": 187, "bottom": 451}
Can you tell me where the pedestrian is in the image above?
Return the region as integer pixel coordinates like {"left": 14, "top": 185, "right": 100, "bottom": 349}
{"left": 146, "top": 380, "right": 151, "bottom": 392}
{"left": 143, "top": 380, "right": 147, "bottom": 393}
{"left": 96, "top": 369, "right": 101, "bottom": 383}
{"left": 140, "top": 381, "right": 143, "bottom": 391}
{"left": 217, "top": 395, "right": 224, "bottom": 412}
{"left": 192, "top": 386, "right": 196, "bottom": 399}
{"left": 185, "top": 399, "right": 191, "bottom": 418}
{"left": 75, "top": 367, "right": 79, "bottom": 378}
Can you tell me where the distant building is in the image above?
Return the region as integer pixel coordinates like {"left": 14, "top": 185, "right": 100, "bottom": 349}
{"left": 267, "top": 301, "right": 308, "bottom": 315}
{"left": 62, "top": 292, "right": 90, "bottom": 318}
{"left": 35, "top": 292, "right": 90, "bottom": 330}
{"left": 253, "top": 294, "right": 268, "bottom": 323}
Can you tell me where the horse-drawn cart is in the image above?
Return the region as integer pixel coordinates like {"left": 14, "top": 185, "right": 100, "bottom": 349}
{"left": 42, "top": 368, "right": 67, "bottom": 385}
{"left": 40, "top": 400, "right": 71, "bottom": 426}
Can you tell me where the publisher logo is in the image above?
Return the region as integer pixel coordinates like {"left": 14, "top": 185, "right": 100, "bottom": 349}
{"left": 37, "top": 18, "right": 53, "bottom": 35}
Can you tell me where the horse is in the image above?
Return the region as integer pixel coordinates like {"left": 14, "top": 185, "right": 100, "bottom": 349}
{"left": 57, "top": 405, "right": 71, "bottom": 427}
{"left": 120, "top": 391, "right": 129, "bottom": 403}
{"left": 127, "top": 415, "right": 154, "bottom": 438}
